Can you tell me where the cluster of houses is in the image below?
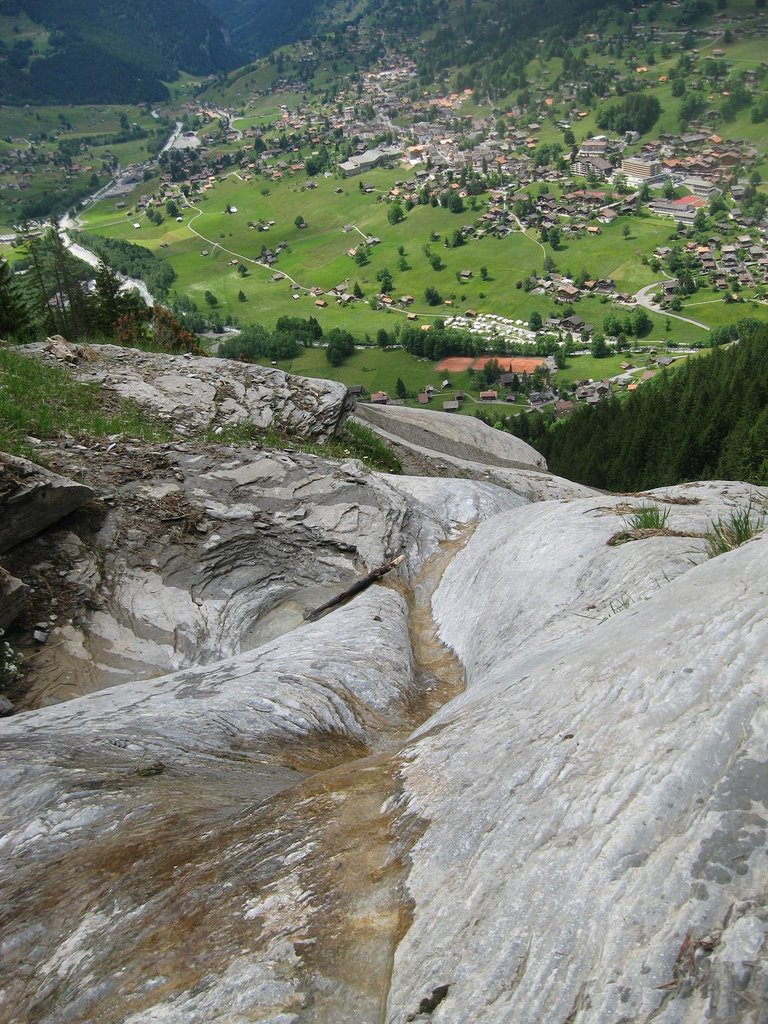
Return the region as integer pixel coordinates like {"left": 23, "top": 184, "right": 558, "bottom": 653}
{"left": 629, "top": 133, "right": 756, "bottom": 188}
{"left": 94, "top": 31, "right": 768, "bottom": 308}
{"left": 654, "top": 234, "right": 768, "bottom": 297}
{"left": 518, "top": 186, "right": 636, "bottom": 233}
{"left": 22, "top": 7, "right": 762, "bottom": 373}
{"left": 217, "top": 1, "right": 768, "bottom": 192}
{"left": 361, "top": 359, "right": 661, "bottom": 415}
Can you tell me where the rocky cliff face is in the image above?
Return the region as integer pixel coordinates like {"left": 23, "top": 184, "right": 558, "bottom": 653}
{"left": 0, "top": 353, "right": 766, "bottom": 1024}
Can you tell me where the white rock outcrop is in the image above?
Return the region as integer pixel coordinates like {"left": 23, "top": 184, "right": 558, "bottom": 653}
{"left": 20, "top": 341, "right": 354, "bottom": 440}
{"left": 356, "top": 402, "right": 547, "bottom": 469}
{"left": 354, "top": 402, "right": 595, "bottom": 502}
{"left": 4, "top": 438, "right": 520, "bottom": 707}
{"left": 388, "top": 482, "right": 768, "bottom": 1023}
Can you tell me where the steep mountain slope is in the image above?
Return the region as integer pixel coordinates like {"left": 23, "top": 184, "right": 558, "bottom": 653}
{"left": 0, "top": 0, "right": 243, "bottom": 103}
{"left": 200, "top": 0, "right": 327, "bottom": 54}
{"left": 200, "top": 0, "right": 614, "bottom": 62}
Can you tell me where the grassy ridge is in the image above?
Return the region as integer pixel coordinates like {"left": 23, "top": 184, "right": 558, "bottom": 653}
{"left": 0, "top": 347, "right": 401, "bottom": 472}
{"left": 0, "top": 348, "right": 172, "bottom": 458}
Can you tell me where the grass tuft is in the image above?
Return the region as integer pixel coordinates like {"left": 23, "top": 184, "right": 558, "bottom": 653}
{"left": 0, "top": 349, "right": 402, "bottom": 473}
{"left": 0, "top": 348, "right": 172, "bottom": 458}
{"left": 706, "top": 504, "right": 766, "bottom": 558}
{"left": 626, "top": 504, "right": 670, "bottom": 530}
{"left": 200, "top": 418, "right": 402, "bottom": 474}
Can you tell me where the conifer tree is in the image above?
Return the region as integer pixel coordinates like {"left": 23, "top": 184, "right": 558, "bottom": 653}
{"left": 0, "top": 258, "right": 32, "bottom": 340}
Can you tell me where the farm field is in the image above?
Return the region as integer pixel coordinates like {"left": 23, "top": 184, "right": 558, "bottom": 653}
{"left": 554, "top": 352, "right": 644, "bottom": 388}
{"left": 679, "top": 296, "right": 768, "bottom": 330}
{"left": 268, "top": 344, "right": 460, "bottom": 398}
{"left": 540, "top": 215, "right": 674, "bottom": 291}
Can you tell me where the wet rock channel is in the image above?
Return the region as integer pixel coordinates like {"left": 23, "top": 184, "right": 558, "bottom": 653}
{"left": 2, "top": 411, "right": 767, "bottom": 1023}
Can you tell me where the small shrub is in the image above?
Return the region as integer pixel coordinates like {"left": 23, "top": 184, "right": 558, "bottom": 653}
{"left": 706, "top": 504, "right": 766, "bottom": 558}
{"left": 341, "top": 420, "right": 402, "bottom": 474}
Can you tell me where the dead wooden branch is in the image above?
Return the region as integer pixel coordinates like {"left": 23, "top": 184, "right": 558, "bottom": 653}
{"left": 303, "top": 554, "right": 405, "bottom": 622}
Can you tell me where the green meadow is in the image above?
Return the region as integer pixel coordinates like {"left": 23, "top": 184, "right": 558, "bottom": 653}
{"left": 78, "top": 164, "right": 709, "bottom": 345}
{"left": 554, "top": 352, "right": 637, "bottom": 388}
{"left": 271, "top": 344, "right": 450, "bottom": 396}
{"left": 679, "top": 296, "right": 768, "bottom": 330}
{"left": 58, "top": 0, "right": 768, "bottom": 375}
{"left": 262, "top": 342, "right": 643, "bottom": 408}
{"left": 0, "top": 103, "right": 167, "bottom": 230}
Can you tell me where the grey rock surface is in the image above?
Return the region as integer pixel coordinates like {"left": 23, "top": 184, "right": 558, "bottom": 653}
{"left": 0, "top": 464, "right": 520, "bottom": 1024}
{"left": 1, "top": 420, "right": 767, "bottom": 1024}
{"left": 0, "top": 588, "right": 420, "bottom": 1024}
{"left": 386, "top": 481, "right": 768, "bottom": 1024}
{"left": 0, "top": 588, "right": 415, "bottom": 829}
{"left": 5, "top": 439, "right": 519, "bottom": 708}
{"left": 0, "top": 451, "right": 95, "bottom": 553}
{"left": 353, "top": 404, "right": 595, "bottom": 501}
{"left": 7, "top": 443, "right": 408, "bottom": 705}
{"left": 20, "top": 341, "right": 353, "bottom": 440}
{"left": 428, "top": 480, "right": 756, "bottom": 684}
{"left": 355, "top": 402, "right": 547, "bottom": 469}
{"left": 0, "top": 567, "right": 29, "bottom": 631}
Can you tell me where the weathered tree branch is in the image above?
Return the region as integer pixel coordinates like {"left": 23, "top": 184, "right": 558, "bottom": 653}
{"left": 303, "top": 554, "right": 405, "bottom": 622}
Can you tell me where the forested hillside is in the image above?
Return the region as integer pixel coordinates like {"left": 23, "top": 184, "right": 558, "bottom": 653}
{"left": 200, "top": 0, "right": 615, "bottom": 66}
{"left": 0, "top": 0, "right": 242, "bottom": 104}
{"left": 513, "top": 323, "right": 768, "bottom": 490}
{"left": 199, "top": 0, "right": 325, "bottom": 54}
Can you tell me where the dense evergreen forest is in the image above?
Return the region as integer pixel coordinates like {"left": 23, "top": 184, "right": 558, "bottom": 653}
{"left": 200, "top": 0, "right": 328, "bottom": 54}
{"left": 0, "top": 0, "right": 241, "bottom": 104}
{"left": 511, "top": 322, "right": 768, "bottom": 490}
{"left": 200, "top": 0, "right": 617, "bottom": 74}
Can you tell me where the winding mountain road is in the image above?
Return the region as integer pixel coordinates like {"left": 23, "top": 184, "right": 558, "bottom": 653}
{"left": 634, "top": 283, "right": 711, "bottom": 332}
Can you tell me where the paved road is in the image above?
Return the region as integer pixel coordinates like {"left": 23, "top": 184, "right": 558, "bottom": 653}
{"left": 634, "top": 283, "right": 710, "bottom": 332}
{"left": 161, "top": 121, "right": 185, "bottom": 153}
